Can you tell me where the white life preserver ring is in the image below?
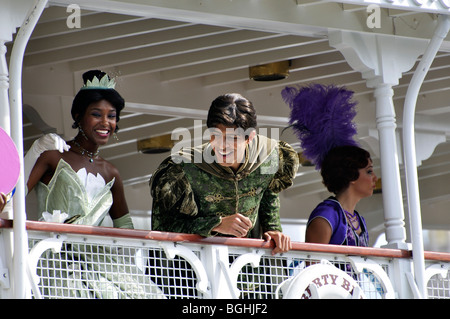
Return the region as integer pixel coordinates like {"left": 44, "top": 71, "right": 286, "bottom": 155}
{"left": 283, "top": 260, "right": 365, "bottom": 299}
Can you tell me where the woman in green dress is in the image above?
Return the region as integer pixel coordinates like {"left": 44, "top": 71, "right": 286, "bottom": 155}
{"left": 25, "top": 70, "right": 164, "bottom": 299}
{"left": 26, "top": 70, "right": 131, "bottom": 228}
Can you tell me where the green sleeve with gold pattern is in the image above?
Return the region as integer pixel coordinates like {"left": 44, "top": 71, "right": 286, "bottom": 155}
{"left": 258, "top": 188, "right": 283, "bottom": 233}
{"left": 150, "top": 158, "right": 221, "bottom": 236}
{"left": 259, "top": 141, "right": 298, "bottom": 233}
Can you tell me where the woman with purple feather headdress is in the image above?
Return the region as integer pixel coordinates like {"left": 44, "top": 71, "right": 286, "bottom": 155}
{"left": 282, "top": 84, "right": 378, "bottom": 247}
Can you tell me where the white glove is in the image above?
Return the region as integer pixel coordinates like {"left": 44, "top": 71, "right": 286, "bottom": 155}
{"left": 30, "top": 133, "right": 70, "bottom": 154}
{"left": 24, "top": 133, "right": 70, "bottom": 186}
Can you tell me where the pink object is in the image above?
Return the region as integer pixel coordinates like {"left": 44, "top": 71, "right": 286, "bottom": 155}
{"left": 0, "top": 127, "right": 20, "bottom": 195}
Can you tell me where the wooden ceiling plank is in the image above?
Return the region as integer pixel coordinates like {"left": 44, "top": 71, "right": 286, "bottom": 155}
{"left": 25, "top": 19, "right": 192, "bottom": 54}
{"left": 203, "top": 51, "right": 346, "bottom": 86}
{"left": 158, "top": 39, "right": 332, "bottom": 82}
{"left": 24, "top": 24, "right": 234, "bottom": 67}
{"left": 31, "top": 11, "right": 145, "bottom": 38}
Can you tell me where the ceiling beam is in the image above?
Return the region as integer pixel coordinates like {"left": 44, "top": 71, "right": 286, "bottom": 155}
{"left": 25, "top": 18, "right": 190, "bottom": 54}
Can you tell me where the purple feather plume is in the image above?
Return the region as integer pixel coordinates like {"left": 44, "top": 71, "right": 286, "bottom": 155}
{"left": 281, "top": 84, "right": 359, "bottom": 169}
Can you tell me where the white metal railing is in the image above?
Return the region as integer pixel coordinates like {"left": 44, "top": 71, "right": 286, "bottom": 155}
{"left": 1, "top": 219, "right": 450, "bottom": 299}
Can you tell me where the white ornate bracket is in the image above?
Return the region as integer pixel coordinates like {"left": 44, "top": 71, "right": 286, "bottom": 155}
{"left": 160, "top": 242, "right": 211, "bottom": 298}
{"left": 348, "top": 256, "right": 396, "bottom": 299}
{"left": 425, "top": 263, "right": 450, "bottom": 282}
{"left": 424, "top": 263, "right": 450, "bottom": 298}
{"left": 226, "top": 250, "right": 264, "bottom": 298}
{"left": 27, "top": 235, "right": 66, "bottom": 299}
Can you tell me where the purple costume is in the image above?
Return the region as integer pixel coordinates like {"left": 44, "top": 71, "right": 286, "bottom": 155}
{"left": 307, "top": 197, "right": 369, "bottom": 247}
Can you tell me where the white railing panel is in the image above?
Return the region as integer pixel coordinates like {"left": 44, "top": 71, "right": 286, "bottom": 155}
{"left": 425, "top": 262, "right": 450, "bottom": 299}
{"left": 25, "top": 230, "right": 397, "bottom": 299}
{"left": 1, "top": 221, "right": 449, "bottom": 299}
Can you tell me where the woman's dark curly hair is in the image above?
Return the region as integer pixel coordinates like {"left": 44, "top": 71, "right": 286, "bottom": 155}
{"left": 71, "top": 70, "right": 125, "bottom": 132}
{"left": 320, "top": 145, "right": 371, "bottom": 195}
{"left": 206, "top": 93, "right": 257, "bottom": 136}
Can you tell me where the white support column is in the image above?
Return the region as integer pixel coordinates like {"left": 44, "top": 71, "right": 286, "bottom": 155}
{"left": 0, "top": 0, "right": 33, "bottom": 132}
{"left": 373, "top": 83, "right": 406, "bottom": 246}
{"left": 7, "top": 0, "right": 48, "bottom": 299}
{"left": 402, "top": 14, "right": 450, "bottom": 299}
{"left": 0, "top": 0, "right": 40, "bottom": 299}
{"left": 203, "top": 245, "right": 236, "bottom": 298}
{"left": 329, "top": 31, "right": 429, "bottom": 298}
{"left": 329, "top": 31, "right": 427, "bottom": 248}
{"left": 0, "top": 16, "right": 14, "bottom": 302}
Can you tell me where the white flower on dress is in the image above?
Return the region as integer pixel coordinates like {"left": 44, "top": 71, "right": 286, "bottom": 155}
{"left": 41, "top": 210, "right": 69, "bottom": 223}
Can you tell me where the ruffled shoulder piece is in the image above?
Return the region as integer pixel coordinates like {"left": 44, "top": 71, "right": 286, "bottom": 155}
{"left": 150, "top": 157, "right": 197, "bottom": 216}
{"left": 268, "top": 141, "right": 299, "bottom": 193}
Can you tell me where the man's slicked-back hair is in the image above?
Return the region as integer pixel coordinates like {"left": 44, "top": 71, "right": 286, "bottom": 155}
{"left": 206, "top": 93, "right": 257, "bottom": 132}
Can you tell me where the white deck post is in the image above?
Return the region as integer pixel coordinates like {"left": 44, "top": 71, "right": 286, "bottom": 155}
{"left": 203, "top": 245, "right": 237, "bottom": 298}
{"left": 402, "top": 15, "right": 450, "bottom": 299}
{"left": 372, "top": 83, "right": 406, "bottom": 246}
{"left": 7, "top": 0, "right": 48, "bottom": 298}
{"left": 329, "top": 30, "right": 429, "bottom": 298}
{"left": 0, "top": 0, "right": 43, "bottom": 299}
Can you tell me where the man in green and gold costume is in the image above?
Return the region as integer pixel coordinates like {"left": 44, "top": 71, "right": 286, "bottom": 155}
{"left": 150, "top": 93, "right": 299, "bottom": 255}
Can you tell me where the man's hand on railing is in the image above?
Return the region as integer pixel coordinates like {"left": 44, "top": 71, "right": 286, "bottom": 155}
{"left": 212, "top": 213, "right": 252, "bottom": 237}
{"left": 264, "top": 230, "right": 292, "bottom": 255}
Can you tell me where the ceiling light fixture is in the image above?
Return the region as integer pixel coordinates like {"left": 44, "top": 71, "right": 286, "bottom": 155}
{"left": 137, "top": 134, "right": 174, "bottom": 154}
{"left": 249, "top": 61, "right": 290, "bottom": 81}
